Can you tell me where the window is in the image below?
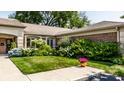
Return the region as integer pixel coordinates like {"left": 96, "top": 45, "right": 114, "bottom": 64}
{"left": 46, "top": 38, "right": 54, "bottom": 48}
{"left": 47, "top": 39, "right": 49, "bottom": 45}
{"left": 27, "top": 38, "right": 31, "bottom": 48}
{"left": 50, "top": 39, "right": 53, "bottom": 47}
{"left": 47, "top": 38, "right": 51, "bottom": 46}
{"left": 26, "top": 36, "right": 48, "bottom": 48}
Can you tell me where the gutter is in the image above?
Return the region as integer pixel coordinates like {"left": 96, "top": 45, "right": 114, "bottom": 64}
{"left": 0, "top": 24, "right": 26, "bottom": 28}
{"left": 55, "top": 26, "right": 116, "bottom": 37}
{"left": 55, "top": 24, "right": 124, "bottom": 37}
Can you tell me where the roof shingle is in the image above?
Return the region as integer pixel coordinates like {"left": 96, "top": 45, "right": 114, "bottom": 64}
{"left": 56, "top": 21, "right": 124, "bottom": 35}
{"left": 0, "top": 18, "right": 25, "bottom": 28}
{"left": 23, "top": 23, "right": 71, "bottom": 36}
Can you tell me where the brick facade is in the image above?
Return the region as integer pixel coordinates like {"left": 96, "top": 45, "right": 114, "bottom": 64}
{"left": 71, "top": 32, "right": 117, "bottom": 42}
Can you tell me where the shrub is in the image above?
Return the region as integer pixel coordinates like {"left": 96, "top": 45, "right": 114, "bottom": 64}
{"left": 109, "top": 58, "right": 124, "bottom": 65}
{"left": 10, "top": 42, "right": 17, "bottom": 50}
{"left": 70, "top": 39, "right": 93, "bottom": 57}
{"left": 8, "top": 48, "right": 22, "bottom": 57}
{"left": 70, "top": 39, "right": 120, "bottom": 59}
{"left": 56, "top": 46, "right": 74, "bottom": 57}
{"left": 22, "top": 48, "right": 35, "bottom": 56}
{"left": 31, "top": 49, "right": 50, "bottom": 56}
{"left": 92, "top": 41, "right": 120, "bottom": 58}
{"left": 51, "top": 48, "right": 58, "bottom": 56}
{"left": 21, "top": 38, "right": 52, "bottom": 56}
{"left": 42, "top": 44, "right": 52, "bottom": 52}
{"left": 22, "top": 44, "right": 52, "bottom": 56}
{"left": 31, "top": 38, "right": 46, "bottom": 49}
{"left": 114, "top": 69, "right": 124, "bottom": 77}
{"left": 56, "top": 38, "right": 122, "bottom": 64}
{"left": 57, "top": 36, "right": 71, "bottom": 48}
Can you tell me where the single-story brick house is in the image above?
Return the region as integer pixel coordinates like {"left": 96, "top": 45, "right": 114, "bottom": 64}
{"left": 0, "top": 18, "right": 124, "bottom": 53}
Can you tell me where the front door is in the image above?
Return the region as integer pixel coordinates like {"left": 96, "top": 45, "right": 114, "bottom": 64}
{"left": 0, "top": 39, "right": 6, "bottom": 54}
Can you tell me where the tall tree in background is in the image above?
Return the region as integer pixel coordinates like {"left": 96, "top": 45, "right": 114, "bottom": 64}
{"left": 9, "top": 11, "right": 90, "bottom": 28}
{"left": 9, "top": 11, "right": 43, "bottom": 24}
{"left": 120, "top": 15, "right": 124, "bottom": 19}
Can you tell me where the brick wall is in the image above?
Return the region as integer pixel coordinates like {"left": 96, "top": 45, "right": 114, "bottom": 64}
{"left": 71, "top": 32, "right": 117, "bottom": 42}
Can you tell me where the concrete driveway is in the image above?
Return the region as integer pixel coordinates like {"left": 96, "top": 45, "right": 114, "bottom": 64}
{"left": 0, "top": 55, "right": 29, "bottom": 81}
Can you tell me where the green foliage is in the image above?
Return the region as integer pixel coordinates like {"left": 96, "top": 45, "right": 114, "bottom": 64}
{"left": 120, "top": 15, "right": 124, "bottom": 19}
{"left": 88, "top": 60, "right": 124, "bottom": 77}
{"left": 31, "top": 49, "right": 50, "bottom": 56}
{"left": 70, "top": 39, "right": 93, "bottom": 57}
{"left": 69, "top": 12, "right": 90, "bottom": 28}
{"left": 57, "top": 37, "right": 71, "bottom": 48}
{"left": 10, "top": 42, "right": 17, "bottom": 50}
{"left": 9, "top": 11, "right": 90, "bottom": 28}
{"left": 56, "top": 47, "right": 74, "bottom": 57}
{"left": 22, "top": 39, "right": 52, "bottom": 56}
{"left": 22, "top": 47, "right": 52, "bottom": 56}
{"left": 9, "top": 11, "right": 43, "bottom": 24}
{"left": 31, "top": 38, "right": 46, "bottom": 49}
{"left": 114, "top": 70, "right": 124, "bottom": 77}
{"left": 109, "top": 58, "right": 124, "bottom": 65}
{"left": 70, "top": 39, "right": 120, "bottom": 59}
{"left": 56, "top": 38, "right": 122, "bottom": 65}
{"left": 22, "top": 48, "right": 34, "bottom": 56}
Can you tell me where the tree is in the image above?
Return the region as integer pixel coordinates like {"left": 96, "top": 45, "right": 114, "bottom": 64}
{"left": 120, "top": 15, "right": 124, "bottom": 19}
{"left": 68, "top": 12, "right": 90, "bottom": 28}
{"left": 9, "top": 11, "right": 90, "bottom": 28}
{"left": 9, "top": 11, "right": 43, "bottom": 24}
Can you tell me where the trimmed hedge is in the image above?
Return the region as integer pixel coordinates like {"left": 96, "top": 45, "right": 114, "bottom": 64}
{"left": 56, "top": 39, "right": 123, "bottom": 64}
{"left": 70, "top": 39, "right": 120, "bottom": 58}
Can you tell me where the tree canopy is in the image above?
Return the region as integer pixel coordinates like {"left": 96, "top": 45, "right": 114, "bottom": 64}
{"left": 120, "top": 15, "right": 124, "bottom": 19}
{"left": 9, "top": 11, "right": 90, "bottom": 29}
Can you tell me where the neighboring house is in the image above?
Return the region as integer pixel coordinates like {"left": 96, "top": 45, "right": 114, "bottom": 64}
{"left": 0, "top": 18, "right": 124, "bottom": 53}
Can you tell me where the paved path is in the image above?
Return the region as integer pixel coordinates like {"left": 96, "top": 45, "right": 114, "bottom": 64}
{"left": 0, "top": 55, "right": 29, "bottom": 81}
{"left": 27, "top": 67, "right": 104, "bottom": 81}
{"left": 0, "top": 55, "right": 104, "bottom": 81}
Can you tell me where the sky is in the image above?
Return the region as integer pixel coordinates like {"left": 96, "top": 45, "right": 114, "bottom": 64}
{"left": 0, "top": 11, "right": 124, "bottom": 24}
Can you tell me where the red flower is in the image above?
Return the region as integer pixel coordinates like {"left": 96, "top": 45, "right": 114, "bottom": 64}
{"left": 79, "top": 58, "right": 88, "bottom": 63}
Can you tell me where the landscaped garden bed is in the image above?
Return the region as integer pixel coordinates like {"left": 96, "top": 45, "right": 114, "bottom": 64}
{"left": 9, "top": 38, "right": 124, "bottom": 77}
{"left": 10, "top": 56, "right": 124, "bottom": 77}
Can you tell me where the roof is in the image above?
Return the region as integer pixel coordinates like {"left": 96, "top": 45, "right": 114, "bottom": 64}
{"left": 0, "top": 18, "right": 25, "bottom": 28}
{"left": 1, "top": 18, "right": 124, "bottom": 36}
{"left": 56, "top": 21, "right": 124, "bottom": 36}
{"left": 23, "top": 23, "right": 71, "bottom": 36}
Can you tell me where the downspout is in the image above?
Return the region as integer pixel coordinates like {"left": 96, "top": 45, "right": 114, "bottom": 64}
{"left": 116, "top": 26, "right": 120, "bottom": 43}
{"left": 116, "top": 26, "right": 121, "bottom": 54}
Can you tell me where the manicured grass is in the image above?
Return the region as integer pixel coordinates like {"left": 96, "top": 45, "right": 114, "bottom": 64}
{"left": 10, "top": 56, "right": 79, "bottom": 74}
{"left": 88, "top": 60, "right": 124, "bottom": 77}
{"left": 10, "top": 56, "right": 124, "bottom": 77}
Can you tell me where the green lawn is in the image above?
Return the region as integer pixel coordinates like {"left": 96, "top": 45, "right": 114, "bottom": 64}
{"left": 10, "top": 56, "right": 124, "bottom": 77}
{"left": 10, "top": 56, "right": 79, "bottom": 74}
{"left": 88, "top": 60, "right": 124, "bottom": 77}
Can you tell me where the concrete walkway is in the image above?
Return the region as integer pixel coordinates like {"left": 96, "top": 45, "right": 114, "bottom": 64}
{"left": 0, "top": 55, "right": 29, "bottom": 81}
{"left": 0, "top": 55, "right": 104, "bottom": 81}
{"left": 27, "top": 67, "right": 104, "bottom": 81}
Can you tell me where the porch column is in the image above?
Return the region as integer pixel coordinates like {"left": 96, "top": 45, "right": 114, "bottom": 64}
{"left": 52, "top": 39, "right": 56, "bottom": 48}
{"left": 45, "top": 37, "right": 48, "bottom": 44}
{"left": 24, "top": 35, "right": 27, "bottom": 48}
{"left": 117, "top": 30, "right": 120, "bottom": 43}
{"left": 17, "top": 36, "right": 23, "bottom": 48}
